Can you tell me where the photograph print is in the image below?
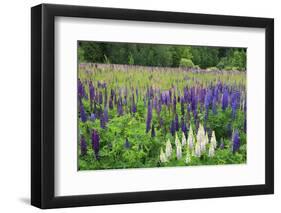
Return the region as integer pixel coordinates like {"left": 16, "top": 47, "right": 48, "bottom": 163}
{"left": 77, "top": 41, "right": 247, "bottom": 170}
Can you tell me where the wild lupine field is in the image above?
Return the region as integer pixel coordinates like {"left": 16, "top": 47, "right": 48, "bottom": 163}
{"left": 78, "top": 64, "right": 247, "bottom": 170}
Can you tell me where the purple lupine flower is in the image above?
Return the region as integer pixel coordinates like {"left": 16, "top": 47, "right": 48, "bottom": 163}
{"left": 204, "top": 89, "right": 212, "bottom": 111}
{"left": 181, "top": 117, "right": 187, "bottom": 135}
{"left": 161, "top": 92, "right": 166, "bottom": 105}
{"left": 109, "top": 98, "right": 113, "bottom": 109}
{"left": 199, "top": 88, "right": 206, "bottom": 105}
{"left": 100, "top": 112, "right": 106, "bottom": 129}
{"left": 192, "top": 95, "right": 198, "bottom": 120}
{"left": 191, "top": 90, "right": 197, "bottom": 112}
{"left": 222, "top": 88, "right": 229, "bottom": 110}
{"left": 117, "top": 97, "right": 123, "bottom": 116}
{"left": 124, "top": 138, "right": 130, "bottom": 149}
{"left": 175, "top": 114, "right": 179, "bottom": 131}
{"left": 136, "top": 88, "right": 139, "bottom": 101}
{"left": 184, "top": 87, "right": 188, "bottom": 102}
{"left": 170, "top": 120, "right": 175, "bottom": 136}
{"left": 187, "top": 104, "right": 191, "bottom": 114}
{"left": 78, "top": 79, "right": 86, "bottom": 98}
{"left": 114, "top": 93, "right": 117, "bottom": 106}
{"left": 212, "top": 98, "right": 217, "bottom": 114}
{"left": 146, "top": 100, "right": 152, "bottom": 133}
{"left": 123, "top": 96, "right": 127, "bottom": 105}
{"left": 91, "top": 129, "right": 100, "bottom": 160}
{"left": 89, "top": 81, "right": 95, "bottom": 102}
{"left": 104, "top": 107, "right": 108, "bottom": 123}
{"left": 151, "top": 124, "right": 156, "bottom": 137}
{"left": 79, "top": 101, "right": 87, "bottom": 123}
{"left": 161, "top": 91, "right": 170, "bottom": 105}
{"left": 131, "top": 94, "right": 137, "bottom": 113}
{"left": 180, "top": 96, "right": 185, "bottom": 115}
{"left": 90, "top": 113, "right": 96, "bottom": 121}
{"left": 167, "top": 91, "right": 171, "bottom": 105}
{"left": 231, "top": 91, "right": 240, "bottom": 118}
{"left": 213, "top": 86, "right": 219, "bottom": 103}
{"left": 157, "top": 100, "right": 162, "bottom": 115}
{"left": 173, "top": 95, "right": 177, "bottom": 112}
{"left": 104, "top": 87, "right": 108, "bottom": 107}
{"left": 98, "top": 91, "right": 103, "bottom": 105}
{"left": 153, "top": 97, "right": 157, "bottom": 109}
{"left": 232, "top": 129, "right": 240, "bottom": 153}
{"left": 80, "top": 135, "right": 87, "bottom": 156}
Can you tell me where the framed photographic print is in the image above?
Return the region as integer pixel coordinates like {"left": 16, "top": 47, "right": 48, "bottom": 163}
{"left": 31, "top": 3, "right": 274, "bottom": 209}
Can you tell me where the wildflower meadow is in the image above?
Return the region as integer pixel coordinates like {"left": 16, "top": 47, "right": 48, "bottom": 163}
{"left": 77, "top": 42, "right": 247, "bottom": 170}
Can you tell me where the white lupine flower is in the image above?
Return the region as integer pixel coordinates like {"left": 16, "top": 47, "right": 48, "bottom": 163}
{"left": 175, "top": 133, "right": 181, "bottom": 147}
{"left": 208, "top": 143, "right": 215, "bottom": 157}
{"left": 196, "top": 124, "right": 205, "bottom": 153}
{"left": 195, "top": 142, "right": 201, "bottom": 157}
{"left": 181, "top": 132, "right": 187, "bottom": 147}
{"left": 160, "top": 148, "right": 168, "bottom": 163}
{"left": 196, "top": 123, "right": 205, "bottom": 145}
{"left": 185, "top": 150, "right": 191, "bottom": 164}
{"left": 200, "top": 142, "right": 206, "bottom": 153}
{"left": 165, "top": 139, "right": 172, "bottom": 159}
{"left": 205, "top": 132, "right": 209, "bottom": 144}
{"left": 200, "top": 132, "right": 208, "bottom": 153}
{"left": 187, "top": 125, "right": 194, "bottom": 150}
{"left": 210, "top": 131, "right": 217, "bottom": 149}
{"left": 176, "top": 144, "right": 182, "bottom": 160}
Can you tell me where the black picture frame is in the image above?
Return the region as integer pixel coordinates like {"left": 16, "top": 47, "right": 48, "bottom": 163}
{"left": 31, "top": 3, "right": 274, "bottom": 209}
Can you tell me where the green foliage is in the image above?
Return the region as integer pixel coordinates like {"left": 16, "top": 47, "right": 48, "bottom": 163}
{"left": 191, "top": 47, "right": 219, "bottom": 69}
{"left": 77, "top": 46, "right": 85, "bottom": 62}
{"left": 128, "top": 53, "right": 134, "bottom": 65}
{"left": 216, "top": 50, "right": 246, "bottom": 71}
{"left": 77, "top": 41, "right": 247, "bottom": 71}
{"left": 179, "top": 58, "right": 194, "bottom": 68}
{"left": 104, "top": 55, "right": 110, "bottom": 64}
{"left": 78, "top": 65, "right": 246, "bottom": 170}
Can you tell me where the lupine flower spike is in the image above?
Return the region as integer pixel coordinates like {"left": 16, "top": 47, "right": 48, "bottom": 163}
{"left": 165, "top": 139, "right": 172, "bottom": 159}
{"left": 80, "top": 135, "right": 87, "bottom": 156}
{"left": 197, "top": 124, "right": 206, "bottom": 153}
{"left": 210, "top": 131, "right": 217, "bottom": 148}
{"left": 208, "top": 143, "right": 215, "bottom": 157}
{"left": 194, "top": 142, "right": 201, "bottom": 157}
{"left": 232, "top": 129, "right": 240, "bottom": 153}
{"left": 176, "top": 144, "right": 182, "bottom": 160}
{"left": 181, "top": 132, "right": 186, "bottom": 146}
{"left": 175, "top": 133, "right": 181, "bottom": 147}
{"left": 124, "top": 138, "right": 130, "bottom": 149}
{"left": 160, "top": 148, "right": 168, "bottom": 163}
{"left": 187, "top": 125, "right": 194, "bottom": 150}
{"left": 91, "top": 129, "right": 100, "bottom": 160}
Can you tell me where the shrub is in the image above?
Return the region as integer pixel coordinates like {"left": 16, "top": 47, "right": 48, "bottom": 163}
{"left": 207, "top": 67, "right": 218, "bottom": 71}
{"left": 179, "top": 58, "right": 194, "bottom": 68}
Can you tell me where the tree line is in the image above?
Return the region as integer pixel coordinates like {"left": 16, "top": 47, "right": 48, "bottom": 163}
{"left": 78, "top": 41, "right": 246, "bottom": 71}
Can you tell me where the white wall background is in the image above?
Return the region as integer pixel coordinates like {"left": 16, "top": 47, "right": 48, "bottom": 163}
{"left": 0, "top": 0, "right": 279, "bottom": 212}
